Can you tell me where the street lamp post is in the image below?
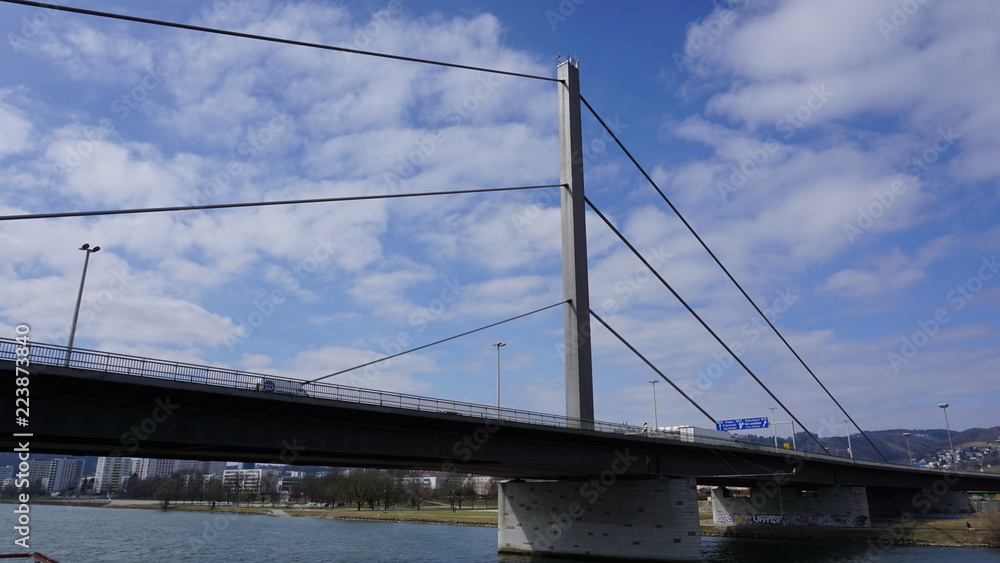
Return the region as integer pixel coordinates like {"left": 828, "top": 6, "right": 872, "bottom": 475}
{"left": 648, "top": 380, "right": 659, "bottom": 429}
{"left": 66, "top": 243, "right": 100, "bottom": 366}
{"left": 903, "top": 432, "right": 913, "bottom": 466}
{"left": 769, "top": 407, "right": 778, "bottom": 448}
{"left": 845, "top": 420, "right": 853, "bottom": 460}
{"left": 492, "top": 342, "right": 506, "bottom": 412}
{"left": 939, "top": 403, "right": 956, "bottom": 470}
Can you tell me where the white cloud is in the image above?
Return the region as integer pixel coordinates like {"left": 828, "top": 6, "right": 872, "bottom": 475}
{"left": 0, "top": 95, "right": 32, "bottom": 157}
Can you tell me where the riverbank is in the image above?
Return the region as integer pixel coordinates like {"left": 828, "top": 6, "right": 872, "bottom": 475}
{"left": 699, "top": 515, "right": 999, "bottom": 548}
{"left": 24, "top": 499, "right": 498, "bottom": 527}
{"left": 16, "top": 499, "right": 999, "bottom": 546}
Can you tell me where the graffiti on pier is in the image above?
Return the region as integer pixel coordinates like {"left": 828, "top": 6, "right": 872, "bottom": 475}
{"left": 716, "top": 513, "right": 869, "bottom": 527}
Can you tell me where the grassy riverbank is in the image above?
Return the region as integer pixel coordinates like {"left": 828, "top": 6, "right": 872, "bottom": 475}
{"left": 25, "top": 499, "right": 498, "bottom": 527}
{"left": 700, "top": 513, "right": 1000, "bottom": 548}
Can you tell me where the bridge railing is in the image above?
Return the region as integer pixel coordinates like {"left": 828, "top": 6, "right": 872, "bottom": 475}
{"left": 0, "top": 338, "right": 631, "bottom": 434}
{"left": 0, "top": 338, "right": 981, "bottom": 474}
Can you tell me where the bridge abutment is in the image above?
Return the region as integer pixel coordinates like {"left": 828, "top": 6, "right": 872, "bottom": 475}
{"left": 498, "top": 477, "right": 701, "bottom": 561}
{"left": 711, "top": 485, "right": 872, "bottom": 527}
{"left": 867, "top": 487, "right": 973, "bottom": 517}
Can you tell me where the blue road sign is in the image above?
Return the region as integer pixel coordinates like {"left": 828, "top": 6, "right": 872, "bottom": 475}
{"left": 716, "top": 417, "right": 769, "bottom": 432}
{"left": 262, "top": 379, "right": 276, "bottom": 392}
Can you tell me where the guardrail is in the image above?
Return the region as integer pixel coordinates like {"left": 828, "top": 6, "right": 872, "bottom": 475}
{"left": 0, "top": 338, "right": 630, "bottom": 433}
{"left": 0, "top": 338, "right": 988, "bottom": 476}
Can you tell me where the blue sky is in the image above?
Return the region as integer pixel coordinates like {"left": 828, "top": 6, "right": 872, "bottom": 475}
{"left": 1, "top": 0, "right": 997, "bottom": 437}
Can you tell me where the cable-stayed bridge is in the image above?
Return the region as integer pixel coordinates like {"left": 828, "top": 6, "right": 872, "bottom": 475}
{"left": 0, "top": 4, "right": 996, "bottom": 558}
{"left": 2, "top": 339, "right": 999, "bottom": 561}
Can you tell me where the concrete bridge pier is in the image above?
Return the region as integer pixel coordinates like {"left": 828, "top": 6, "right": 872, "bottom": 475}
{"left": 711, "top": 484, "right": 872, "bottom": 527}
{"left": 498, "top": 477, "right": 701, "bottom": 561}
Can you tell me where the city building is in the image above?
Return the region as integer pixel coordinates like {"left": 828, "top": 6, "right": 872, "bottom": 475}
{"left": 463, "top": 475, "right": 494, "bottom": 496}
{"left": 222, "top": 468, "right": 279, "bottom": 495}
{"left": 138, "top": 458, "right": 179, "bottom": 480}
{"left": 49, "top": 458, "right": 85, "bottom": 494}
{"left": 94, "top": 457, "right": 140, "bottom": 493}
{"left": 401, "top": 475, "right": 438, "bottom": 489}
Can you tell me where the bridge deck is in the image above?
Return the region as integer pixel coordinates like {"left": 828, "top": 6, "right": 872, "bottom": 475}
{"left": 2, "top": 339, "right": 999, "bottom": 489}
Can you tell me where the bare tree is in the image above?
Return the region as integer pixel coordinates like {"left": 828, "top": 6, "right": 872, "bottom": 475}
{"left": 406, "top": 481, "right": 431, "bottom": 510}
{"left": 258, "top": 472, "right": 281, "bottom": 505}
{"left": 153, "top": 475, "right": 183, "bottom": 509}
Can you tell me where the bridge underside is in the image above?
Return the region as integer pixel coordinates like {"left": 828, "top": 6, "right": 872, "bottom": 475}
{"left": 3, "top": 362, "right": 1000, "bottom": 494}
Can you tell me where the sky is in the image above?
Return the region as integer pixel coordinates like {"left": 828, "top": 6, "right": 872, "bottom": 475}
{"left": 0, "top": 0, "right": 997, "bottom": 439}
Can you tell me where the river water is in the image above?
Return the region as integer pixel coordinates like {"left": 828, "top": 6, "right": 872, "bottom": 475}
{"left": 10, "top": 504, "right": 1000, "bottom": 562}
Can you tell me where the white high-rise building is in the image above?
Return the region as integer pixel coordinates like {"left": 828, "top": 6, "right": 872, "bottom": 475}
{"left": 94, "top": 457, "right": 140, "bottom": 493}
{"left": 49, "top": 458, "right": 85, "bottom": 493}
{"left": 138, "top": 458, "right": 178, "bottom": 479}
{"left": 222, "top": 469, "right": 280, "bottom": 495}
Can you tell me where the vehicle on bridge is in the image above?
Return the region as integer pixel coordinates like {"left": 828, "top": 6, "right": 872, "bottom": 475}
{"left": 659, "top": 425, "right": 737, "bottom": 443}
{"left": 248, "top": 377, "right": 310, "bottom": 397}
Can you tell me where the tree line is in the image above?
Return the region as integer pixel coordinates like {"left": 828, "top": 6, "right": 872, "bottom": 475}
{"left": 0, "top": 468, "right": 496, "bottom": 511}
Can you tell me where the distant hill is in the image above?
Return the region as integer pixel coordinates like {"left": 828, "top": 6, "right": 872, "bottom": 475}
{"left": 2, "top": 427, "right": 997, "bottom": 472}
{"left": 736, "top": 426, "right": 1000, "bottom": 463}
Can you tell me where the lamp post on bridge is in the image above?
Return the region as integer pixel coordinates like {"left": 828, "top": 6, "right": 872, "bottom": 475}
{"left": 845, "top": 420, "right": 853, "bottom": 460}
{"left": 647, "top": 380, "right": 659, "bottom": 430}
{"left": 903, "top": 432, "right": 913, "bottom": 466}
{"left": 769, "top": 407, "right": 778, "bottom": 448}
{"left": 939, "top": 403, "right": 957, "bottom": 470}
{"left": 66, "top": 243, "right": 100, "bottom": 366}
{"left": 493, "top": 342, "right": 506, "bottom": 413}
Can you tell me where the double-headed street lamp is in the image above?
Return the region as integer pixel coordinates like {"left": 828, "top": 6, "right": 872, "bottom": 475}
{"left": 845, "top": 420, "right": 854, "bottom": 460}
{"left": 769, "top": 407, "right": 778, "bottom": 448}
{"left": 492, "top": 342, "right": 506, "bottom": 412}
{"left": 66, "top": 243, "right": 100, "bottom": 366}
{"left": 903, "top": 432, "right": 913, "bottom": 466}
{"left": 648, "top": 380, "right": 659, "bottom": 429}
{"left": 939, "top": 403, "right": 957, "bottom": 470}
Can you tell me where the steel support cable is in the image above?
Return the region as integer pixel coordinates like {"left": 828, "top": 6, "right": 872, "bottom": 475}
{"left": 578, "top": 313, "right": 772, "bottom": 476}
{"left": 306, "top": 300, "right": 568, "bottom": 384}
{"left": 0, "top": 184, "right": 561, "bottom": 222}
{"left": 580, "top": 96, "right": 887, "bottom": 462}
{"left": 585, "top": 197, "right": 831, "bottom": 455}
{"left": 589, "top": 310, "right": 716, "bottom": 424}
{"left": 0, "top": 0, "right": 560, "bottom": 83}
